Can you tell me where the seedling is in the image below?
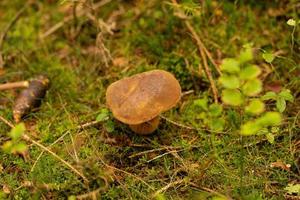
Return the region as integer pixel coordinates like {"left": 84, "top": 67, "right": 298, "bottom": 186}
{"left": 218, "top": 47, "right": 289, "bottom": 140}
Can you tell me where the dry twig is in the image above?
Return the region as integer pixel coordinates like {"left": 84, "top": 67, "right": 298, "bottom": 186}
{"left": 153, "top": 179, "right": 185, "bottom": 197}
{"left": 171, "top": 0, "right": 219, "bottom": 103}
{"left": 0, "top": 81, "right": 29, "bottom": 91}
{"left": 97, "top": 155, "right": 155, "bottom": 191}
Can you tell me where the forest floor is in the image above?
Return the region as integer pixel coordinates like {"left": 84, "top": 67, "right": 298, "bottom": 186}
{"left": 0, "top": 0, "right": 299, "bottom": 199}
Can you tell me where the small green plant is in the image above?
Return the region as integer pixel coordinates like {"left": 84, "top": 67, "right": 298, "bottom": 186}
{"left": 192, "top": 97, "right": 225, "bottom": 132}
{"left": 96, "top": 108, "right": 115, "bottom": 133}
{"left": 218, "top": 47, "right": 291, "bottom": 140}
{"left": 262, "top": 89, "right": 294, "bottom": 113}
{"left": 2, "top": 123, "right": 27, "bottom": 154}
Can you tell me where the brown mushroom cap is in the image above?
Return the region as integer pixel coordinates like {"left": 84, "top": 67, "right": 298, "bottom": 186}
{"left": 106, "top": 70, "right": 181, "bottom": 125}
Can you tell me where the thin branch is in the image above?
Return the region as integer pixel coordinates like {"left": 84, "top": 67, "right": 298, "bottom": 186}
{"left": 97, "top": 156, "right": 155, "bottom": 191}
{"left": 185, "top": 21, "right": 219, "bottom": 103}
{"left": 174, "top": 5, "right": 221, "bottom": 75}
{"left": 76, "top": 120, "right": 102, "bottom": 130}
{"left": 160, "top": 115, "right": 229, "bottom": 134}
{"left": 30, "top": 130, "right": 71, "bottom": 172}
{"left": 160, "top": 115, "right": 196, "bottom": 130}
{"left": 153, "top": 179, "right": 184, "bottom": 197}
{"left": 0, "top": 81, "right": 29, "bottom": 91}
{"left": 129, "top": 146, "right": 182, "bottom": 158}
{"left": 0, "top": 116, "right": 89, "bottom": 183}
{"left": 171, "top": 0, "right": 219, "bottom": 103}
{"left": 0, "top": 116, "right": 14, "bottom": 128}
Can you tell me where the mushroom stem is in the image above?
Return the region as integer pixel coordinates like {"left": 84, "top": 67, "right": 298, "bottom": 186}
{"left": 0, "top": 81, "right": 29, "bottom": 91}
{"left": 129, "top": 116, "right": 160, "bottom": 135}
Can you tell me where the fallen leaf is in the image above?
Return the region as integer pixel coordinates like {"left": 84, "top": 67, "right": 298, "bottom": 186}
{"left": 270, "top": 161, "right": 291, "bottom": 171}
{"left": 113, "top": 57, "right": 129, "bottom": 68}
{"left": 265, "top": 81, "right": 282, "bottom": 93}
{"left": 2, "top": 185, "right": 10, "bottom": 194}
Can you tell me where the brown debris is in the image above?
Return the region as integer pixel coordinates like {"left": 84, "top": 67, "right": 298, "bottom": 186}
{"left": 13, "top": 75, "right": 50, "bottom": 122}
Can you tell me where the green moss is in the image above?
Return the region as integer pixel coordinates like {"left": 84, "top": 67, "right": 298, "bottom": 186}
{"left": 0, "top": 0, "right": 299, "bottom": 199}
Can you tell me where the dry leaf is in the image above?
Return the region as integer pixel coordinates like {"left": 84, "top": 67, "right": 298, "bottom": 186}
{"left": 2, "top": 185, "right": 10, "bottom": 194}
{"left": 265, "top": 81, "right": 282, "bottom": 93}
{"left": 270, "top": 161, "right": 291, "bottom": 171}
{"left": 112, "top": 57, "right": 129, "bottom": 68}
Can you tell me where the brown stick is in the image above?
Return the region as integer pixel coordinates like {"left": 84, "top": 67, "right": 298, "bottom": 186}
{"left": 0, "top": 116, "right": 89, "bottom": 183}
{"left": 171, "top": 0, "right": 219, "bottom": 103}
{"left": 185, "top": 21, "right": 219, "bottom": 103}
{"left": 0, "top": 81, "right": 29, "bottom": 91}
{"left": 153, "top": 179, "right": 184, "bottom": 198}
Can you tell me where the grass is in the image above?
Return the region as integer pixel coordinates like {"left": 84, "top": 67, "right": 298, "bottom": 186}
{"left": 0, "top": 0, "right": 299, "bottom": 199}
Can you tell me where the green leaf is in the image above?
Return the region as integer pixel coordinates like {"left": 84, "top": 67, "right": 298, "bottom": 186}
{"left": 208, "top": 104, "right": 223, "bottom": 117}
{"left": 278, "top": 89, "right": 294, "bottom": 102}
{"left": 276, "top": 97, "right": 286, "bottom": 113}
{"left": 261, "top": 91, "right": 277, "bottom": 101}
{"left": 2, "top": 141, "right": 14, "bottom": 153}
{"left": 239, "top": 48, "right": 253, "bottom": 63}
{"left": 287, "top": 19, "right": 296, "bottom": 26}
{"left": 266, "top": 132, "right": 274, "bottom": 144}
{"left": 240, "top": 121, "right": 261, "bottom": 136}
{"left": 256, "top": 112, "right": 281, "bottom": 127}
{"left": 68, "top": 196, "right": 77, "bottom": 200}
{"left": 221, "top": 89, "right": 243, "bottom": 106}
{"left": 285, "top": 183, "right": 300, "bottom": 194}
{"left": 0, "top": 191, "right": 7, "bottom": 199}
{"left": 245, "top": 99, "right": 265, "bottom": 115}
{"left": 219, "top": 75, "right": 240, "bottom": 89}
{"left": 154, "top": 193, "right": 167, "bottom": 200}
{"left": 262, "top": 53, "right": 275, "bottom": 63}
{"left": 104, "top": 120, "right": 115, "bottom": 133}
{"left": 242, "top": 79, "right": 262, "bottom": 96}
{"left": 12, "top": 142, "right": 28, "bottom": 153}
{"left": 220, "top": 58, "right": 240, "bottom": 73}
{"left": 8, "top": 123, "right": 25, "bottom": 140}
{"left": 193, "top": 98, "right": 208, "bottom": 110}
{"left": 96, "top": 108, "right": 110, "bottom": 122}
{"left": 211, "top": 196, "right": 228, "bottom": 200}
{"left": 209, "top": 118, "right": 225, "bottom": 132}
{"left": 256, "top": 128, "right": 269, "bottom": 136}
{"left": 239, "top": 65, "right": 261, "bottom": 80}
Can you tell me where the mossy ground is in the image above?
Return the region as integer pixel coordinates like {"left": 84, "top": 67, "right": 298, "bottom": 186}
{"left": 0, "top": 0, "right": 299, "bottom": 199}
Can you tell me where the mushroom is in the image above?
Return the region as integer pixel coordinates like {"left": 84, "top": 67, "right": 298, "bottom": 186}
{"left": 106, "top": 70, "right": 181, "bottom": 135}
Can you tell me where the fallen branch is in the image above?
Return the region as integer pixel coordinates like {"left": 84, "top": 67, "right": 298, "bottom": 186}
{"left": 0, "top": 81, "right": 29, "bottom": 91}
{"left": 153, "top": 179, "right": 184, "bottom": 198}
{"left": 171, "top": 0, "right": 219, "bottom": 103}
{"left": 97, "top": 155, "right": 155, "bottom": 191}
{"left": 160, "top": 115, "right": 229, "bottom": 134}
{"left": 0, "top": 116, "right": 89, "bottom": 183}
{"left": 185, "top": 21, "right": 219, "bottom": 103}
